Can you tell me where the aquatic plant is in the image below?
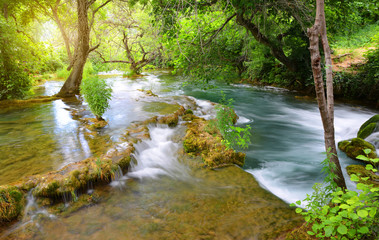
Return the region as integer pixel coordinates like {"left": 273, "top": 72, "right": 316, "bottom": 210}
{"left": 290, "top": 150, "right": 379, "bottom": 240}
{"left": 80, "top": 76, "right": 112, "bottom": 120}
{"left": 0, "top": 186, "right": 25, "bottom": 222}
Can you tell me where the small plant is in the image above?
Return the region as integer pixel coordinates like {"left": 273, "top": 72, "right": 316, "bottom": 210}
{"left": 291, "top": 149, "right": 379, "bottom": 239}
{"left": 356, "top": 148, "right": 379, "bottom": 168}
{"left": 209, "top": 91, "right": 251, "bottom": 150}
{"left": 80, "top": 76, "right": 112, "bottom": 120}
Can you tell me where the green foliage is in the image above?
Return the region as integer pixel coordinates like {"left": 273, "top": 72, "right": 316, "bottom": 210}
{"left": 291, "top": 150, "right": 379, "bottom": 240}
{"left": 330, "top": 23, "right": 379, "bottom": 49}
{"left": 356, "top": 149, "right": 379, "bottom": 168}
{"left": 209, "top": 91, "right": 251, "bottom": 150}
{"left": 56, "top": 67, "right": 71, "bottom": 79}
{"left": 0, "top": 64, "right": 32, "bottom": 100}
{"left": 80, "top": 75, "right": 112, "bottom": 120}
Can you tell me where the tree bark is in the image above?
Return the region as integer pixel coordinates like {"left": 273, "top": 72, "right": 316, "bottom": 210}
{"left": 57, "top": 0, "right": 90, "bottom": 97}
{"left": 307, "top": 0, "right": 346, "bottom": 189}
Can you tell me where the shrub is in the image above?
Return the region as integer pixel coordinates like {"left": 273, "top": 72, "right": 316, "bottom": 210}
{"left": 208, "top": 91, "right": 251, "bottom": 150}
{"left": 291, "top": 150, "right": 379, "bottom": 240}
{"left": 80, "top": 76, "right": 112, "bottom": 120}
{"left": 0, "top": 65, "right": 32, "bottom": 100}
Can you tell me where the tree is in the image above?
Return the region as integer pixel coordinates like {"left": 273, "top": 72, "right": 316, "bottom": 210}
{"left": 147, "top": 0, "right": 313, "bottom": 86}
{"left": 94, "top": 2, "right": 162, "bottom": 74}
{"left": 307, "top": 0, "right": 346, "bottom": 189}
{"left": 57, "top": 0, "right": 111, "bottom": 97}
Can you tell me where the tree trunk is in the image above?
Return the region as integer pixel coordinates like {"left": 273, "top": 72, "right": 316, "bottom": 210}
{"left": 307, "top": 0, "right": 346, "bottom": 189}
{"left": 52, "top": 5, "right": 73, "bottom": 64}
{"left": 57, "top": 0, "right": 90, "bottom": 97}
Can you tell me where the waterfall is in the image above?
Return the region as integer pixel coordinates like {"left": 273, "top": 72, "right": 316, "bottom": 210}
{"left": 127, "top": 126, "right": 190, "bottom": 180}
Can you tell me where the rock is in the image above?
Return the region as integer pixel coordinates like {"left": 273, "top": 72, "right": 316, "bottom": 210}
{"left": 183, "top": 117, "right": 245, "bottom": 168}
{"left": 158, "top": 106, "right": 185, "bottom": 127}
{"left": 0, "top": 186, "right": 25, "bottom": 222}
{"left": 338, "top": 138, "right": 377, "bottom": 161}
{"left": 346, "top": 165, "right": 379, "bottom": 186}
{"left": 357, "top": 114, "right": 379, "bottom": 139}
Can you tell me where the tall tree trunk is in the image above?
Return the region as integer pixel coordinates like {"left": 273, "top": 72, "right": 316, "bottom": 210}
{"left": 307, "top": 0, "right": 346, "bottom": 189}
{"left": 56, "top": 0, "right": 90, "bottom": 97}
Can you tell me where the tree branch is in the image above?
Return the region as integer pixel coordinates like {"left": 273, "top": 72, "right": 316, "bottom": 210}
{"left": 203, "top": 13, "right": 236, "bottom": 47}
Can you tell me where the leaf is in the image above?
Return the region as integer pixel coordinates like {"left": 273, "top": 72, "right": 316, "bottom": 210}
{"left": 296, "top": 200, "right": 301, "bottom": 205}
{"left": 365, "top": 164, "right": 374, "bottom": 170}
{"left": 357, "top": 209, "right": 368, "bottom": 218}
{"left": 295, "top": 208, "right": 302, "bottom": 213}
{"left": 337, "top": 225, "right": 348, "bottom": 235}
{"left": 369, "top": 207, "right": 377, "bottom": 217}
{"left": 356, "top": 155, "right": 369, "bottom": 161}
{"left": 358, "top": 226, "right": 369, "bottom": 234}
{"left": 350, "top": 174, "right": 360, "bottom": 182}
{"left": 324, "top": 225, "right": 334, "bottom": 237}
{"left": 363, "top": 148, "right": 372, "bottom": 155}
{"left": 307, "top": 231, "right": 315, "bottom": 236}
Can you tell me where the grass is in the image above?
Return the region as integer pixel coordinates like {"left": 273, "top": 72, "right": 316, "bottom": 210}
{"left": 331, "top": 22, "right": 379, "bottom": 51}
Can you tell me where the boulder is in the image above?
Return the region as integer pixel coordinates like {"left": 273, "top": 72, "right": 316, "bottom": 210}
{"left": 338, "top": 138, "right": 377, "bottom": 161}
{"left": 357, "top": 114, "right": 379, "bottom": 139}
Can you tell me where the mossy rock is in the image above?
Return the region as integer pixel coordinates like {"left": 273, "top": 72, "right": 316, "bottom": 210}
{"left": 338, "top": 138, "right": 377, "bottom": 160}
{"left": 358, "top": 114, "right": 379, "bottom": 136}
{"left": 357, "top": 122, "right": 378, "bottom": 139}
{"left": 346, "top": 165, "right": 379, "bottom": 186}
{"left": 184, "top": 117, "right": 245, "bottom": 168}
{"left": 337, "top": 140, "right": 350, "bottom": 152}
{"left": 158, "top": 106, "right": 185, "bottom": 127}
{"left": 0, "top": 186, "right": 25, "bottom": 222}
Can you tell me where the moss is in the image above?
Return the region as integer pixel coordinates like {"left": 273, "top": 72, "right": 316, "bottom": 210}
{"left": 137, "top": 89, "right": 158, "bottom": 97}
{"left": 337, "top": 140, "right": 350, "bottom": 151}
{"left": 338, "top": 138, "right": 377, "bottom": 160}
{"left": 346, "top": 165, "right": 379, "bottom": 186}
{"left": 0, "top": 186, "right": 25, "bottom": 223}
{"left": 0, "top": 96, "right": 59, "bottom": 108}
{"left": 184, "top": 109, "right": 193, "bottom": 115}
{"left": 358, "top": 114, "right": 379, "bottom": 135}
{"left": 84, "top": 118, "right": 108, "bottom": 130}
{"left": 357, "top": 122, "right": 377, "bottom": 139}
{"left": 286, "top": 223, "right": 316, "bottom": 240}
{"left": 183, "top": 117, "right": 245, "bottom": 168}
{"left": 158, "top": 106, "right": 185, "bottom": 127}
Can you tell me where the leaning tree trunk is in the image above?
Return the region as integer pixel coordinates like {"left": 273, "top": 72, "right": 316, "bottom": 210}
{"left": 57, "top": 0, "right": 90, "bottom": 97}
{"left": 307, "top": 0, "right": 346, "bottom": 189}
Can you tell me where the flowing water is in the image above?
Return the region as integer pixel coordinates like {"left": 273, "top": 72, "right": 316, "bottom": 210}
{"left": 1, "top": 71, "right": 378, "bottom": 239}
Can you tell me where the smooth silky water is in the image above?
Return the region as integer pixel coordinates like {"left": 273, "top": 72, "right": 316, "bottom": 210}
{"left": 1, "top": 71, "right": 378, "bottom": 239}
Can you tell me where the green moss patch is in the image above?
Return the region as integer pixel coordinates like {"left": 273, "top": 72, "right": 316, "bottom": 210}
{"left": 357, "top": 122, "right": 378, "bottom": 139}
{"left": 338, "top": 138, "right": 377, "bottom": 161}
{"left": 183, "top": 117, "right": 245, "bottom": 168}
{"left": 346, "top": 165, "right": 379, "bottom": 186}
{"left": 0, "top": 186, "right": 25, "bottom": 223}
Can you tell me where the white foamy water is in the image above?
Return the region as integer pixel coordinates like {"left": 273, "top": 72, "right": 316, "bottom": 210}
{"left": 127, "top": 126, "right": 189, "bottom": 180}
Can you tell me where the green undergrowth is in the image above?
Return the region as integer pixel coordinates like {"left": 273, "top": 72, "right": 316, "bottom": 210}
{"left": 288, "top": 149, "right": 379, "bottom": 240}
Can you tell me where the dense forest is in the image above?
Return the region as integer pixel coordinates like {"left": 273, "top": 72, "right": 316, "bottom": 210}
{"left": 0, "top": 0, "right": 378, "bottom": 239}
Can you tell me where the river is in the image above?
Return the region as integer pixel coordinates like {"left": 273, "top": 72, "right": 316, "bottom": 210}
{"left": 0, "top": 70, "right": 377, "bottom": 239}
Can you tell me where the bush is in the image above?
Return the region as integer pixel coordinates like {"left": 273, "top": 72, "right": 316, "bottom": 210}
{"left": 80, "top": 76, "right": 112, "bottom": 120}
{"left": 291, "top": 150, "right": 379, "bottom": 240}
{"left": 0, "top": 65, "right": 32, "bottom": 100}
{"left": 208, "top": 91, "right": 251, "bottom": 150}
